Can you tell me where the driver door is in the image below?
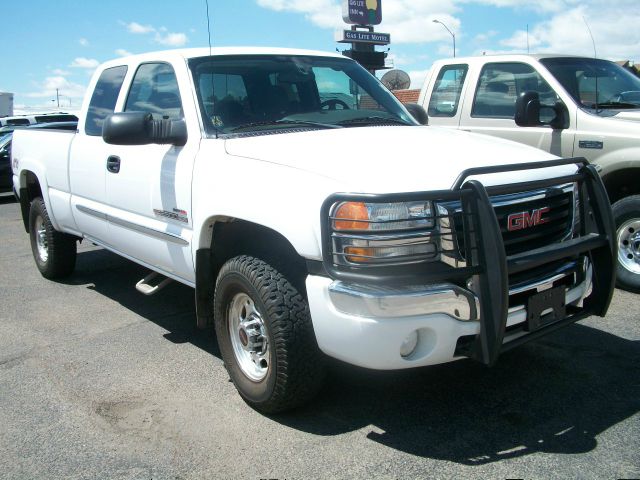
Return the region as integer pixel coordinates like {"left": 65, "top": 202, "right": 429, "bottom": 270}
{"left": 462, "top": 62, "right": 576, "bottom": 158}
{"left": 102, "top": 62, "right": 198, "bottom": 283}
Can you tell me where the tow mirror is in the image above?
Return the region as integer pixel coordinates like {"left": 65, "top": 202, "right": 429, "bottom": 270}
{"left": 404, "top": 103, "right": 428, "bottom": 125}
{"left": 102, "top": 112, "right": 187, "bottom": 146}
{"left": 515, "top": 91, "right": 568, "bottom": 130}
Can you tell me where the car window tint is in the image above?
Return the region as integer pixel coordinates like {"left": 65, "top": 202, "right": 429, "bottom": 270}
{"left": 85, "top": 65, "right": 128, "bottom": 136}
{"left": 198, "top": 73, "right": 249, "bottom": 127}
{"left": 428, "top": 64, "right": 468, "bottom": 117}
{"left": 472, "top": 62, "right": 556, "bottom": 119}
{"left": 7, "top": 118, "right": 30, "bottom": 126}
{"left": 35, "top": 114, "right": 78, "bottom": 124}
{"left": 125, "top": 63, "right": 183, "bottom": 120}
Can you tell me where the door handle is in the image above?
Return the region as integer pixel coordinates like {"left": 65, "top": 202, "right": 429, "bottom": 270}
{"left": 106, "top": 155, "right": 121, "bottom": 173}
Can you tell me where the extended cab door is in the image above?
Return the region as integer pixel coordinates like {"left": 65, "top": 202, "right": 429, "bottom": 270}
{"left": 423, "top": 63, "right": 469, "bottom": 128}
{"left": 459, "top": 61, "right": 575, "bottom": 158}
{"left": 69, "top": 65, "right": 129, "bottom": 242}
{"left": 102, "top": 61, "right": 199, "bottom": 283}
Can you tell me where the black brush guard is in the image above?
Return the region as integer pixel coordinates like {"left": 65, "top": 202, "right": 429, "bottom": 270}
{"left": 320, "top": 158, "right": 616, "bottom": 366}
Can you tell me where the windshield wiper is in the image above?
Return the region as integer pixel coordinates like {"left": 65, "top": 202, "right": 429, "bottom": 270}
{"left": 337, "top": 116, "right": 412, "bottom": 127}
{"left": 230, "top": 119, "right": 341, "bottom": 132}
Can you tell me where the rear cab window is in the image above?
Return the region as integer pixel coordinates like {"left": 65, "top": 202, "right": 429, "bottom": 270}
{"left": 7, "top": 118, "right": 30, "bottom": 126}
{"left": 428, "top": 64, "right": 468, "bottom": 117}
{"left": 35, "top": 114, "right": 78, "bottom": 124}
{"left": 84, "top": 65, "right": 128, "bottom": 136}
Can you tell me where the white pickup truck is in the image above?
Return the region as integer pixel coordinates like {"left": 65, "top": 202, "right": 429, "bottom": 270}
{"left": 12, "top": 47, "right": 616, "bottom": 412}
{"left": 419, "top": 54, "right": 640, "bottom": 292}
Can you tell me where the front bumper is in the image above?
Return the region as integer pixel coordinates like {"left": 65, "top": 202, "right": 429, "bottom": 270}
{"left": 315, "top": 159, "right": 616, "bottom": 368}
{"left": 307, "top": 257, "right": 593, "bottom": 370}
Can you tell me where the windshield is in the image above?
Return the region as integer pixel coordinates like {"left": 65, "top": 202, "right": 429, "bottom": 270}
{"left": 189, "top": 55, "right": 415, "bottom": 135}
{"left": 541, "top": 57, "right": 640, "bottom": 109}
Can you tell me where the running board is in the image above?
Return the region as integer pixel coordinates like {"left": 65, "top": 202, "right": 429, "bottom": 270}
{"left": 135, "top": 272, "right": 172, "bottom": 296}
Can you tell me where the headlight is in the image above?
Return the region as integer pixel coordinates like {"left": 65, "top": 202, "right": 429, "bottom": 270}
{"left": 330, "top": 201, "right": 437, "bottom": 265}
{"left": 333, "top": 201, "right": 434, "bottom": 231}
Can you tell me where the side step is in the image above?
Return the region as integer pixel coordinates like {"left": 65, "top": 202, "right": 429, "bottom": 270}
{"left": 135, "top": 272, "right": 172, "bottom": 296}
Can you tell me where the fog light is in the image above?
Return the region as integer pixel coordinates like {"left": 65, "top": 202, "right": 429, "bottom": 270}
{"left": 400, "top": 331, "right": 419, "bottom": 358}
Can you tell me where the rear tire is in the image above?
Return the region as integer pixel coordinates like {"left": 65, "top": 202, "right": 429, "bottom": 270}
{"left": 29, "top": 197, "right": 77, "bottom": 279}
{"left": 214, "top": 255, "right": 325, "bottom": 413}
{"left": 612, "top": 195, "right": 640, "bottom": 292}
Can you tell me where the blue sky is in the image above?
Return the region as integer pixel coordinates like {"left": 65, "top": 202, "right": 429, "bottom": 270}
{"left": 2, "top": 0, "right": 639, "bottom": 113}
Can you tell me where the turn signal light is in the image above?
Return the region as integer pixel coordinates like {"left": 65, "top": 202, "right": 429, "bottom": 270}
{"left": 344, "top": 246, "right": 373, "bottom": 262}
{"left": 334, "top": 202, "right": 370, "bottom": 230}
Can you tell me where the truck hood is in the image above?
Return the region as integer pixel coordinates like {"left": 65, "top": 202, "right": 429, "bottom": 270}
{"left": 610, "top": 109, "right": 640, "bottom": 122}
{"left": 224, "top": 126, "right": 574, "bottom": 193}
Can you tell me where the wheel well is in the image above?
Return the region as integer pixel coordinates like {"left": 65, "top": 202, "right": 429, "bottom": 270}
{"left": 195, "top": 219, "right": 309, "bottom": 328}
{"left": 19, "top": 171, "right": 43, "bottom": 232}
{"left": 602, "top": 168, "right": 640, "bottom": 204}
{"left": 212, "top": 220, "right": 308, "bottom": 289}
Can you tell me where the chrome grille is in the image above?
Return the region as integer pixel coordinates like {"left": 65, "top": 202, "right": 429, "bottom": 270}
{"left": 453, "top": 184, "right": 576, "bottom": 258}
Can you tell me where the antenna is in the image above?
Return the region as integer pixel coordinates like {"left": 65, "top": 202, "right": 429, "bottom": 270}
{"left": 583, "top": 16, "right": 597, "bottom": 57}
{"left": 583, "top": 16, "right": 599, "bottom": 112}
{"left": 526, "top": 24, "right": 529, "bottom": 54}
{"left": 205, "top": 0, "right": 213, "bottom": 57}
{"left": 381, "top": 70, "right": 411, "bottom": 91}
{"left": 205, "top": 0, "right": 219, "bottom": 138}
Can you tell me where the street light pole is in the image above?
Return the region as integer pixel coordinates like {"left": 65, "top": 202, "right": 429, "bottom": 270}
{"left": 433, "top": 19, "right": 456, "bottom": 58}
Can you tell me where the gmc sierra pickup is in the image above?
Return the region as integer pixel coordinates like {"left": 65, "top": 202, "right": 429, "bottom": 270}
{"left": 419, "top": 54, "right": 640, "bottom": 291}
{"left": 12, "top": 47, "right": 616, "bottom": 412}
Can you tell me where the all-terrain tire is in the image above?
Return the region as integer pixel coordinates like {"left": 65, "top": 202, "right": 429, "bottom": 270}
{"left": 214, "top": 255, "right": 325, "bottom": 413}
{"left": 29, "top": 197, "right": 77, "bottom": 279}
{"left": 612, "top": 195, "right": 640, "bottom": 292}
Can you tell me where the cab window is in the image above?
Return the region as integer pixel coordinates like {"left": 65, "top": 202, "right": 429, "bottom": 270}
{"left": 472, "top": 62, "right": 556, "bottom": 119}
{"left": 85, "top": 65, "right": 128, "bottom": 136}
{"left": 428, "top": 64, "right": 468, "bottom": 117}
{"left": 125, "top": 63, "right": 183, "bottom": 120}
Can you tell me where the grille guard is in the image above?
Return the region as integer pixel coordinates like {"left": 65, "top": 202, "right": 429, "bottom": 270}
{"left": 320, "top": 157, "right": 617, "bottom": 366}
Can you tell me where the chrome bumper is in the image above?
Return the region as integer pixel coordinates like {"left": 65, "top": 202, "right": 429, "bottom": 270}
{"left": 328, "top": 258, "right": 593, "bottom": 329}
{"left": 329, "top": 282, "right": 479, "bottom": 321}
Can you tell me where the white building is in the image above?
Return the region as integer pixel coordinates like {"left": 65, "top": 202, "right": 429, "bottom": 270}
{"left": 0, "top": 92, "right": 14, "bottom": 117}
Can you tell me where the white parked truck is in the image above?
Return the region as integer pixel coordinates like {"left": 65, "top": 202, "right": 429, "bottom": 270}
{"left": 12, "top": 48, "right": 616, "bottom": 412}
{"left": 418, "top": 54, "right": 640, "bottom": 292}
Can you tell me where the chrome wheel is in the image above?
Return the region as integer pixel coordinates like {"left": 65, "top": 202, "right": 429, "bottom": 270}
{"left": 227, "top": 292, "right": 269, "bottom": 382}
{"left": 617, "top": 219, "right": 640, "bottom": 275}
{"left": 34, "top": 215, "right": 48, "bottom": 263}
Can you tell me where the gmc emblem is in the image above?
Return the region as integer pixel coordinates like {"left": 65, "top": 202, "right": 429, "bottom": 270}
{"left": 507, "top": 207, "right": 550, "bottom": 231}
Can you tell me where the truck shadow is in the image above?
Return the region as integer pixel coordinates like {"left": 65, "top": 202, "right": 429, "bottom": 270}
{"left": 62, "top": 247, "right": 219, "bottom": 357}
{"left": 283, "top": 328, "right": 640, "bottom": 465}
{"left": 67, "top": 248, "right": 640, "bottom": 466}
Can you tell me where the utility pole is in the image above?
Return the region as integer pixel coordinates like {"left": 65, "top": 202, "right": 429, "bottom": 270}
{"left": 56, "top": 88, "right": 60, "bottom": 108}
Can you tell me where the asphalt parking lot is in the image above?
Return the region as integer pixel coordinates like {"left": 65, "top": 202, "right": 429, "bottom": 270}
{"left": 0, "top": 196, "right": 639, "bottom": 480}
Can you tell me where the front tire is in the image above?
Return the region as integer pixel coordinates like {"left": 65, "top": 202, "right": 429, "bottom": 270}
{"left": 29, "top": 197, "right": 77, "bottom": 279}
{"left": 214, "top": 255, "right": 325, "bottom": 413}
{"left": 613, "top": 195, "right": 640, "bottom": 292}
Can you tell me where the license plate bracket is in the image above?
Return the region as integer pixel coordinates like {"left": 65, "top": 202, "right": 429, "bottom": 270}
{"left": 526, "top": 286, "right": 566, "bottom": 331}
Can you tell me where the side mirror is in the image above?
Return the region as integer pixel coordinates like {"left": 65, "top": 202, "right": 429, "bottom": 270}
{"left": 515, "top": 91, "right": 568, "bottom": 130}
{"left": 404, "top": 103, "right": 428, "bottom": 125}
{"left": 102, "top": 112, "right": 187, "bottom": 146}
